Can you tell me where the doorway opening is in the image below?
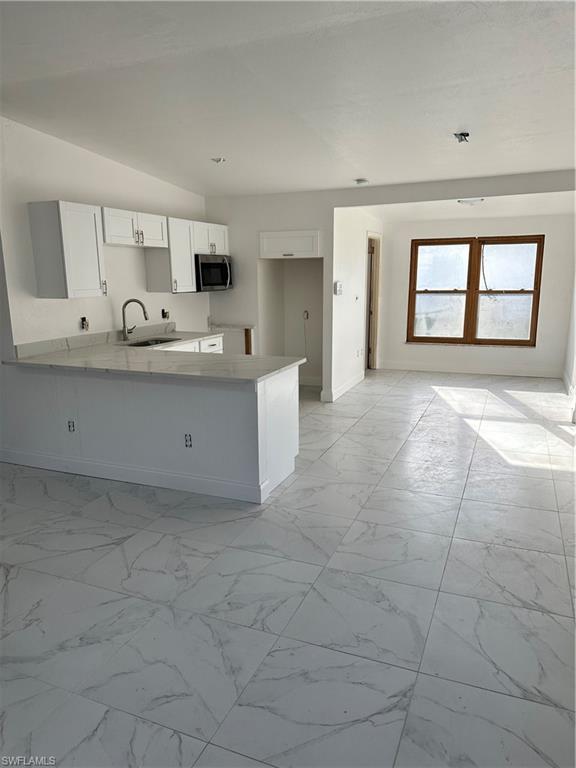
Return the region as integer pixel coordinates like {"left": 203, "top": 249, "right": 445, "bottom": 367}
{"left": 365, "top": 234, "right": 381, "bottom": 370}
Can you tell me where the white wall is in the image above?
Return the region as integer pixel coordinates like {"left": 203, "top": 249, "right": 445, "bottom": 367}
{"left": 0, "top": 118, "right": 209, "bottom": 345}
{"left": 564, "top": 260, "right": 576, "bottom": 396}
{"left": 377, "top": 213, "right": 574, "bottom": 377}
{"left": 208, "top": 170, "right": 572, "bottom": 400}
{"left": 332, "top": 207, "right": 382, "bottom": 396}
{"left": 0, "top": 233, "right": 15, "bottom": 449}
{"left": 257, "top": 259, "right": 285, "bottom": 357}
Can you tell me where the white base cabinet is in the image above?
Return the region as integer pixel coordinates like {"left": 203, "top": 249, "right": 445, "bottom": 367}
{"left": 200, "top": 337, "right": 223, "bottom": 353}
{"left": 1, "top": 364, "right": 298, "bottom": 502}
{"left": 28, "top": 201, "right": 107, "bottom": 298}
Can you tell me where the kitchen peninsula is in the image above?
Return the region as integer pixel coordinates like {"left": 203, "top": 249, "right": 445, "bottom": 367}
{"left": 2, "top": 330, "right": 304, "bottom": 502}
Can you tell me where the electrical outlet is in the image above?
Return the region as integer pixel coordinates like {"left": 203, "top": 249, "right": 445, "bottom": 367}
{"left": 184, "top": 433, "right": 192, "bottom": 448}
{"left": 67, "top": 419, "right": 76, "bottom": 433}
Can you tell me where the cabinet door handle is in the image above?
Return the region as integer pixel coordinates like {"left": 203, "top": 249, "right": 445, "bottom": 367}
{"left": 173, "top": 279, "right": 178, "bottom": 292}
{"left": 101, "top": 279, "right": 108, "bottom": 295}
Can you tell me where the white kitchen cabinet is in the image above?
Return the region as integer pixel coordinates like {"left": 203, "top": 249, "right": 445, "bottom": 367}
{"left": 139, "top": 212, "right": 169, "bottom": 248}
{"left": 259, "top": 230, "right": 320, "bottom": 259}
{"left": 193, "top": 221, "right": 210, "bottom": 254}
{"left": 200, "top": 336, "right": 223, "bottom": 353}
{"left": 102, "top": 207, "right": 139, "bottom": 246}
{"left": 102, "top": 207, "right": 168, "bottom": 248}
{"left": 146, "top": 217, "right": 197, "bottom": 293}
{"left": 193, "top": 221, "right": 229, "bottom": 255}
{"left": 209, "top": 224, "right": 229, "bottom": 255}
{"left": 28, "top": 201, "right": 107, "bottom": 298}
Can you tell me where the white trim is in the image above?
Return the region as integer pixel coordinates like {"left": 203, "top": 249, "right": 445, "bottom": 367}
{"left": 563, "top": 370, "right": 576, "bottom": 423}
{"left": 365, "top": 230, "right": 382, "bottom": 370}
{"left": 300, "top": 375, "right": 322, "bottom": 387}
{"left": 379, "top": 359, "right": 563, "bottom": 378}
{"left": 0, "top": 449, "right": 270, "bottom": 503}
{"left": 322, "top": 369, "right": 366, "bottom": 402}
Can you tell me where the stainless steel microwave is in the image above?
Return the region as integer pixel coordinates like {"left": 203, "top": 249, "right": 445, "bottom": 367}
{"left": 194, "top": 253, "right": 232, "bottom": 292}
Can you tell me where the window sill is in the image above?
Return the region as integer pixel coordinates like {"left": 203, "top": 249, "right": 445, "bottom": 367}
{"left": 405, "top": 340, "right": 536, "bottom": 348}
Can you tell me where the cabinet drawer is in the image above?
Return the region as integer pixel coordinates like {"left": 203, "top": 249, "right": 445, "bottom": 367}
{"left": 200, "top": 337, "right": 223, "bottom": 353}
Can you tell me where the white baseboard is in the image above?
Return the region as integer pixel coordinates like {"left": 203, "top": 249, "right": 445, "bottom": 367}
{"left": 0, "top": 449, "right": 269, "bottom": 503}
{"left": 322, "top": 370, "right": 366, "bottom": 402}
{"left": 379, "top": 359, "right": 563, "bottom": 378}
{"left": 300, "top": 375, "right": 322, "bottom": 387}
{"left": 563, "top": 371, "right": 576, "bottom": 423}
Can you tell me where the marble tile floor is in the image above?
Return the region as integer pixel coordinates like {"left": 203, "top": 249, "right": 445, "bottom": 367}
{"left": 1, "top": 370, "right": 574, "bottom": 767}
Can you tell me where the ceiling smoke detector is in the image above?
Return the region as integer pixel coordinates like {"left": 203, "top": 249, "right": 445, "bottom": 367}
{"left": 457, "top": 198, "right": 485, "bottom": 206}
{"left": 354, "top": 178, "right": 369, "bottom": 185}
{"left": 453, "top": 132, "right": 470, "bottom": 143}
{"left": 211, "top": 157, "right": 226, "bottom": 164}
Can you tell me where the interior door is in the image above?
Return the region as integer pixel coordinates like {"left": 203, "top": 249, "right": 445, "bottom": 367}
{"left": 140, "top": 213, "right": 168, "bottom": 248}
{"left": 60, "top": 202, "right": 106, "bottom": 298}
{"left": 366, "top": 237, "right": 380, "bottom": 370}
{"left": 168, "top": 218, "right": 196, "bottom": 292}
{"left": 209, "top": 224, "right": 229, "bottom": 255}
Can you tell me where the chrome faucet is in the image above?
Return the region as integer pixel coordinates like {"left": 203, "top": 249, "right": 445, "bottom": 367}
{"left": 121, "top": 298, "right": 149, "bottom": 341}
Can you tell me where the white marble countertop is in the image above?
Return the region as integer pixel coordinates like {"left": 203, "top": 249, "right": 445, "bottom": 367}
{"left": 5, "top": 332, "right": 305, "bottom": 384}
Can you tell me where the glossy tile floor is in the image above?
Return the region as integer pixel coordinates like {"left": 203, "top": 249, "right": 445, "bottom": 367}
{"left": 1, "top": 370, "right": 574, "bottom": 767}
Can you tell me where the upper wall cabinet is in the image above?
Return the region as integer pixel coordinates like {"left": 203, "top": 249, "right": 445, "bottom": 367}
{"left": 259, "top": 230, "right": 320, "bottom": 259}
{"left": 101, "top": 207, "right": 138, "bottom": 246}
{"left": 102, "top": 207, "right": 168, "bottom": 248}
{"left": 139, "top": 212, "right": 169, "bottom": 248}
{"left": 194, "top": 221, "right": 229, "bottom": 255}
{"left": 146, "top": 219, "right": 230, "bottom": 293}
{"left": 146, "top": 217, "right": 197, "bottom": 293}
{"left": 29, "top": 201, "right": 108, "bottom": 298}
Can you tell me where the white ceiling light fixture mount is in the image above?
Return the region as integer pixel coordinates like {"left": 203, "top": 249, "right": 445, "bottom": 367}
{"left": 453, "top": 131, "right": 470, "bottom": 143}
{"left": 457, "top": 197, "right": 485, "bottom": 206}
{"left": 211, "top": 157, "right": 226, "bottom": 164}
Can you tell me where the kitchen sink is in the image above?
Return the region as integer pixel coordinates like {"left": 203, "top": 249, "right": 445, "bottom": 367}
{"left": 127, "top": 338, "right": 182, "bottom": 347}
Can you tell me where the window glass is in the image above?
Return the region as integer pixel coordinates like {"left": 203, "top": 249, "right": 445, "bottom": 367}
{"left": 414, "top": 294, "right": 466, "bottom": 338}
{"left": 416, "top": 244, "right": 470, "bottom": 290}
{"left": 476, "top": 294, "right": 533, "bottom": 339}
{"left": 480, "top": 242, "right": 538, "bottom": 291}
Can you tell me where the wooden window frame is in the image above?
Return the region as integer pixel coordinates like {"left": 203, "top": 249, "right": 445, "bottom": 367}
{"left": 406, "top": 235, "right": 544, "bottom": 347}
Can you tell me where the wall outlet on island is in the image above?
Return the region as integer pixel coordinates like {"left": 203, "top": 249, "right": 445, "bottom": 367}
{"left": 161, "top": 309, "right": 170, "bottom": 319}
{"left": 80, "top": 316, "right": 89, "bottom": 331}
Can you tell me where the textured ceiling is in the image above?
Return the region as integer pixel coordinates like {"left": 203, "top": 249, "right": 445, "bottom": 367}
{"left": 1, "top": 1, "right": 574, "bottom": 195}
